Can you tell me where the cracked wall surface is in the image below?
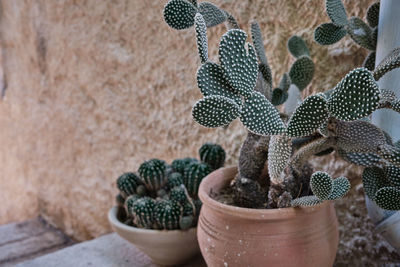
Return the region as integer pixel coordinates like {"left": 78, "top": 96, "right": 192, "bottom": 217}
{"left": 0, "top": 0, "right": 398, "bottom": 265}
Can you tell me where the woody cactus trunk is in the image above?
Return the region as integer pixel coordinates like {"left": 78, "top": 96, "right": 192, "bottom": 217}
{"left": 163, "top": 0, "right": 400, "bottom": 211}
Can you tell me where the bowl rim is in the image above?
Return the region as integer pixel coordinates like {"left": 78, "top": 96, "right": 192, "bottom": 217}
{"left": 108, "top": 206, "right": 197, "bottom": 235}
{"left": 198, "top": 166, "right": 332, "bottom": 221}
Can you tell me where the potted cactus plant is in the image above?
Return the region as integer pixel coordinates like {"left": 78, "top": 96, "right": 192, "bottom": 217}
{"left": 108, "top": 142, "right": 225, "bottom": 266}
{"left": 162, "top": 0, "right": 400, "bottom": 265}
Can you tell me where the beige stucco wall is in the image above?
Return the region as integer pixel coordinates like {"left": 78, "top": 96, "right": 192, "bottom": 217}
{"left": 0, "top": 0, "right": 398, "bottom": 264}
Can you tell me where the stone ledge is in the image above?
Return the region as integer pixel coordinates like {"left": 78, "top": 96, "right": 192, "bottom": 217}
{"left": 15, "top": 233, "right": 206, "bottom": 267}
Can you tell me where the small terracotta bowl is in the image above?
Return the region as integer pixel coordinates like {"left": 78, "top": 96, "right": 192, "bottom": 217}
{"left": 108, "top": 206, "right": 200, "bottom": 266}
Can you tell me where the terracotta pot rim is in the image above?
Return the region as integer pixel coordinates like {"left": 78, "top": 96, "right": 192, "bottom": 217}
{"left": 108, "top": 206, "right": 196, "bottom": 235}
{"left": 198, "top": 166, "right": 332, "bottom": 221}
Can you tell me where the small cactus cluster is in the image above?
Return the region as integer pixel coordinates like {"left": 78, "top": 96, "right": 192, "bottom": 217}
{"left": 314, "top": 0, "right": 380, "bottom": 70}
{"left": 115, "top": 142, "right": 226, "bottom": 230}
{"left": 162, "top": 0, "right": 400, "bottom": 212}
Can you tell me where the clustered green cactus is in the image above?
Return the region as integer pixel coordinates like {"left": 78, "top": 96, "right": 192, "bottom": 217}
{"left": 115, "top": 142, "right": 226, "bottom": 230}
{"left": 162, "top": 0, "right": 400, "bottom": 212}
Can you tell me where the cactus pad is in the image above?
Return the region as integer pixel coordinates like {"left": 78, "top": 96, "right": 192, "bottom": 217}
{"left": 197, "top": 61, "right": 241, "bottom": 105}
{"left": 373, "top": 47, "right": 400, "bottom": 81}
{"left": 259, "top": 63, "right": 273, "bottom": 88}
{"left": 346, "top": 17, "right": 375, "bottom": 50}
{"left": 314, "top": 23, "right": 347, "bottom": 45}
{"left": 192, "top": 95, "right": 240, "bottom": 128}
{"left": 180, "top": 216, "right": 194, "bottom": 230}
{"left": 219, "top": 29, "right": 258, "bottom": 98}
{"left": 291, "top": 195, "right": 322, "bottom": 207}
{"left": 271, "top": 88, "right": 289, "bottom": 106}
{"left": 138, "top": 159, "right": 168, "bottom": 192}
{"left": 171, "top": 157, "right": 198, "bottom": 174}
{"left": 117, "top": 172, "right": 143, "bottom": 198}
{"left": 198, "top": 2, "right": 227, "bottom": 28}
{"left": 378, "top": 144, "right": 400, "bottom": 168}
{"left": 327, "top": 176, "right": 350, "bottom": 200}
{"left": 326, "top": 0, "right": 348, "bottom": 26}
{"left": 362, "top": 167, "right": 388, "bottom": 201}
{"left": 338, "top": 150, "right": 382, "bottom": 167}
{"left": 385, "top": 165, "right": 400, "bottom": 187}
{"left": 199, "top": 143, "right": 226, "bottom": 170}
{"left": 286, "top": 94, "right": 329, "bottom": 137}
{"left": 328, "top": 68, "right": 380, "bottom": 121}
{"left": 163, "top": 0, "right": 197, "bottom": 30}
{"left": 184, "top": 162, "right": 212, "bottom": 197}
{"left": 167, "top": 172, "right": 184, "bottom": 188}
{"left": 131, "top": 197, "right": 156, "bottom": 229}
{"left": 375, "top": 187, "right": 400, "bottom": 210}
{"left": 366, "top": 2, "right": 380, "bottom": 28}
{"left": 310, "top": 171, "right": 333, "bottom": 200}
{"left": 125, "top": 194, "right": 141, "bottom": 216}
{"left": 194, "top": 13, "right": 208, "bottom": 64}
{"left": 363, "top": 51, "right": 376, "bottom": 71}
{"left": 289, "top": 56, "right": 315, "bottom": 91}
{"left": 268, "top": 135, "right": 292, "bottom": 184}
{"left": 170, "top": 185, "right": 189, "bottom": 203}
{"left": 155, "top": 200, "right": 182, "bottom": 230}
{"left": 251, "top": 21, "right": 268, "bottom": 64}
{"left": 240, "top": 91, "right": 286, "bottom": 136}
{"left": 287, "top": 35, "right": 310, "bottom": 58}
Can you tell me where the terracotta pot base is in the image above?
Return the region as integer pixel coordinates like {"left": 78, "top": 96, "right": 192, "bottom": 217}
{"left": 197, "top": 166, "right": 339, "bottom": 267}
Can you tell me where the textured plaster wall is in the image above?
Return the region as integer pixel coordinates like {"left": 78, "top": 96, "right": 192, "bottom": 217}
{"left": 0, "top": 0, "right": 398, "bottom": 265}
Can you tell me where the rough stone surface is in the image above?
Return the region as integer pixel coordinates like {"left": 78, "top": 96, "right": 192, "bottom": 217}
{"left": 15, "top": 233, "right": 205, "bottom": 267}
{"left": 0, "top": 218, "right": 73, "bottom": 266}
{"left": 0, "top": 0, "right": 398, "bottom": 265}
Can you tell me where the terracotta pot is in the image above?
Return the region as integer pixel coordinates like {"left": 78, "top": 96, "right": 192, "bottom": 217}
{"left": 108, "top": 206, "right": 200, "bottom": 266}
{"left": 197, "top": 166, "right": 339, "bottom": 267}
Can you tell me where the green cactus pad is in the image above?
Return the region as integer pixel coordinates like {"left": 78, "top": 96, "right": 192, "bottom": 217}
{"left": 169, "top": 185, "right": 189, "bottom": 203}
{"left": 138, "top": 159, "right": 168, "bottom": 192}
{"left": 163, "top": 0, "right": 197, "bottom": 30}
{"left": 385, "top": 165, "right": 400, "bottom": 187}
{"left": 327, "top": 176, "right": 350, "bottom": 200}
{"left": 117, "top": 172, "right": 143, "bottom": 198}
{"left": 362, "top": 167, "right": 388, "bottom": 201}
{"left": 199, "top": 143, "right": 226, "bottom": 170}
{"left": 363, "top": 51, "right": 376, "bottom": 71}
{"left": 268, "top": 135, "right": 292, "bottom": 183}
{"left": 195, "top": 13, "right": 208, "bottom": 64}
{"left": 328, "top": 68, "right": 380, "bottom": 121}
{"left": 373, "top": 47, "right": 400, "bottom": 81}
{"left": 197, "top": 61, "right": 241, "bottom": 105}
{"left": 219, "top": 29, "right": 258, "bottom": 98}
{"left": 375, "top": 187, "right": 400, "bottom": 210}
{"left": 378, "top": 144, "right": 400, "bottom": 168}
{"left": 240, "top": 91, "right": 286, "bottom": 136}
{"left": 291, "top": 195, "right": 322, "bottom": 207}
{"left": 336, "top": 120, "right": 387, "bottom": 154}
{"left": 366, "top": 2, "right": 380, "bottom": 28}
{"left": 289, "top": 56, "right": 315, "bottom": 91}
{"left": 167, "top": 172, "right": 184, "bottom": 188}
{"left": 188, "top": 0, "right": 197, "bottom": 7}
{"left": 198, "top": 2, "right": 227, "bottom": 28}
{"left": 314, "top": 23, "right": 347, "bottom": 45}
{"left": 192, "top": 95, "right": 240, "bottom": 128}
{"left": 346, "top": 17, "right": 375, "bottom": 50}
{"left": 380, "top": 89, "right": 397, "bottom": 104}
{"left": 259, "top": 63, "right": 273, "bottom": 88}
{"left": 171, "top": 158, "right": 198, "bottom": 174}
{"left": 271, "top": 88, "right": 289, "bottom": 106}
{"left": 184, "top": 162, "right": 212, "bottom": 197}
{"left": 251, "top": 21, "right": 268, "bottom": 64}
{"left": 287, "top": 35, "right": 310, "bottom": 58}
{"left": 338, "top": 150, "right": 382, "bottom": 167}
{"left": 286, "top": 94, "right": 329, "bottom": 137}
{"left": 155, "top": 199, "right": 182, "bottom": 230}
{"left": 326, "top": 0, "right": 348, "bottom": 26}
{"left": 132, "top": 197, "right": 156, "bottom": 229}
{"left": 391, "top": 100, "right": 400, "bottom": 113}
{"left": 182, "top": 201, "right": 195, "bottom": 216}
{"left": 310, "top": 171, "right": 333, "bottom": 200}
{"left": 125, "top": 194, "right": 141, "bottom": 216}
{"left": 180, "top": 215, "right": 194, "bottom": 230}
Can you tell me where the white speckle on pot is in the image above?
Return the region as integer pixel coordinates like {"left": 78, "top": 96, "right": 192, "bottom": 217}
{"left": 207, "top": 237, "right": 211, "bottom": 242}
{"left": 226, "top": 225, "right": 230, "bottom": 230}
{"left": 274, "top": 253, "right": 278, "bottom": 256}
{"left": 261, "top": 214, "right": 265, "bottom": 218}
{"left": 239, "top": 240, "right": 243, "bottom": 245}
{"left": 205, "top": 248, "right": 209, "bottom": 252}
{"left": 237, "top": 253, "right": 241, "bottom": 257}
{"left": 224, "top": 262, "right": 228, "bottom": 267}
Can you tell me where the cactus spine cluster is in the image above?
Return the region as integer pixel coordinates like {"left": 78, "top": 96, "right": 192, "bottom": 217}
{"left": 115, "top": 142, "right": 226, "bottom": 230}
{"left": 162, "top": 0, "right": 400, "bottom": 212}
